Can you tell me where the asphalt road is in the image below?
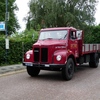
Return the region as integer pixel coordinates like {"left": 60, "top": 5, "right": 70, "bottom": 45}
{"left": 0, "top": 64, "right": 100, "bottom": 100}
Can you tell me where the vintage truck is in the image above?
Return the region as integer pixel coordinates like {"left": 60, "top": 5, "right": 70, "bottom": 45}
{"left": 23, "top": 27, "right": 100, "bottom": 80}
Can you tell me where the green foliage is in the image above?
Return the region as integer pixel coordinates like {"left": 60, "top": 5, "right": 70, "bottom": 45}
{"left": 84, "top": 25, "right": 100, "bottom": 43}
{"left": 0, "top": 0, "right": 20, "bottom": 35}
{"left": 26, "top": 0, "right": 98, "bottom": 30}
{"left": 0, "top": 39, "right": 5, "bottom": 65}
{"left": 10, "top": 29, "right": 39, "bottom": 42}
{"left": 0, "top": 29, "right": 38, "bottom": 66}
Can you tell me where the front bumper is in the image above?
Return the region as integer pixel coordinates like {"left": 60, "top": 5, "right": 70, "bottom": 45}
{"left": 23, "top": 62, "right": 65, "bottom": 69}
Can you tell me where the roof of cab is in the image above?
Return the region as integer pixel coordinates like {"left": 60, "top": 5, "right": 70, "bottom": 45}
{"left": 40, "top": 27, "right": 77, "bottom": 31}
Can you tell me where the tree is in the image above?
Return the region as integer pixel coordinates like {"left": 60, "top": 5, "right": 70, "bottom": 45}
{"left": 26, "top": 0, "right": 98, "bottom": 30}
{"left": 0, "top": 0, "right": 20, "bottom": 35}
{"left": 84, "top": 25, "right": 100, "bottom": 43}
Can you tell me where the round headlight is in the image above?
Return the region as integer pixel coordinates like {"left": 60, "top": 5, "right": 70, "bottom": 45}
{"left": 26, "top": 54, "right": 30, "bottom": 59}
{"left": 56, "top": 55, "right": 62, "bottom": 61}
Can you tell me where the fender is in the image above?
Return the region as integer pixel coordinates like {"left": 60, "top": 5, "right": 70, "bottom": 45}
{"left": 66, "top": 49, "right": 75, "bottom": 58}
{"left": 66, "top": 49, "right": 77, "bottom": 65}
{"left": 53, "top": 50, "right": 67, "bottom": 64}
{"left": 24, "top": 50, "right": 33, "bottom": 62}
{"left": 53, "top": 49, "right": 76, "bottom": 64}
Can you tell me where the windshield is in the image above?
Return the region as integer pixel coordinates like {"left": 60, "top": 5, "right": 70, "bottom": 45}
{"left": 39, "top": 30, "right": 68, "bottom": 40}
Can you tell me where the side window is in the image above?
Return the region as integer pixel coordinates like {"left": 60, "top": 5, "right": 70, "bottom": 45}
{"left": 70, "top": 31, "right": 76, "bottom": 39}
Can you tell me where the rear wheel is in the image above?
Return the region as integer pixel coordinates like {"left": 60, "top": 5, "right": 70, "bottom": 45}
{"left": 89, "top": 53, "right": 99, "bottom": 68}
{"left": 62, "top": 58, "right": 74, "bottom": 81}
{"left": 27, "top": 66, "right": 40, "bottom": 77}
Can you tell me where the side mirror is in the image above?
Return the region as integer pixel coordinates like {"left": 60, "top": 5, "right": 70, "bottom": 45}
{"left": 76, "top": 30, "right": 82, "bottom": 39}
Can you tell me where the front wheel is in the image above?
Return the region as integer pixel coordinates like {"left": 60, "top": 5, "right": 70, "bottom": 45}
{"left": 62, "top": 58, "right": 74, "bottom": 81}
{"left": 27, "top": 66, "right": 40, "bottom": 77}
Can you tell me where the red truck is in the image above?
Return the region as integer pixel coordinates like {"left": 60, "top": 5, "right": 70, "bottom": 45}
{"left": 23, "top": 27, "right": 100, "bottom": 80}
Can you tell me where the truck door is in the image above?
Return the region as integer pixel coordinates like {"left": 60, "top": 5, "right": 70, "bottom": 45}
{"left": 69, "top": 30, "right": 79, "bottom": 57}
{"left": 76, "top": 30, "right": 83, "bottom": 55}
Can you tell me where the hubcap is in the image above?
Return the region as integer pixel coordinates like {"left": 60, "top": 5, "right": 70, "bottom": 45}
{"left": 68, "top": 63, "right": 73, "bottom": 76}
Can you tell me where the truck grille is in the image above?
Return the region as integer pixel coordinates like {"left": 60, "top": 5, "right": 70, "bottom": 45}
{"left": 34, "top": 48, "right": 40, "bottom": 62}
{"left": 34, "top": 48, "right": 48, "bottom": 63}
{"left": 41, "top": 48, "right": 48, "bottom": 62}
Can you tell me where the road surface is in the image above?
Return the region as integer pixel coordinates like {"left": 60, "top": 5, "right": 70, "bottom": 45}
{"left": 0, "top": 64, "right": 100, "bottom": 100}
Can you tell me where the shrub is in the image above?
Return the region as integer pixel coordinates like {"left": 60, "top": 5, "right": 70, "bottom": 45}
{"left": 0, "top": 29, "right": 38, "bottom": 66}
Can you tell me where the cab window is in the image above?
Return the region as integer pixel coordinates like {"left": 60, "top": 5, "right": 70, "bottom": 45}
{"left": 70, "top": 31, "right": 76, "bottom": 39}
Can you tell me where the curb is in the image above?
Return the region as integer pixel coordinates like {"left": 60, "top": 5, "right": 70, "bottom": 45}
{"left": 0, "top": 64, "right": 25, "bottom": 74}
{"left": 0, "top": 69, "right": 26, "bottom": 77}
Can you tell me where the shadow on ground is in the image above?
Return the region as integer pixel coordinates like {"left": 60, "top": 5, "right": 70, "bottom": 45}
{"left": 27, "top": 64, "right": 94, "bottom": 81}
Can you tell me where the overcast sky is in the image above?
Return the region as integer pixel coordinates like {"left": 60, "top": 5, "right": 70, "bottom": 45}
{"left": 15, "top": 0, "right": 29, "bottom": 32}
{"left": 15, "top": 0, "right": 100, "bottom": 32}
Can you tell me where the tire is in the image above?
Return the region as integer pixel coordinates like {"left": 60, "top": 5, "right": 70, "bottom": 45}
{"left": 62, "top": 58, "right": 74, "bottom": 81}
{"left": 89, "top": 53, "right": 99, "bottom": 68}
{"left": 27, "top": 66, "right": 40, "bottom": 77}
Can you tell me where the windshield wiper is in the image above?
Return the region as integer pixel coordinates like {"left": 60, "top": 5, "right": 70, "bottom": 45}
{"left": 58, "top": 34, "right": 67, "bottom": 40}
{"left": 63, "top": 33, "right": 67, "bottom": 39}
{"left": 46, "top": 38, "right": 53, "bottom": 40}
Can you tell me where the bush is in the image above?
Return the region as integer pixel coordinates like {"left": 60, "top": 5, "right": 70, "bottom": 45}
{"left": 0, "top": 40, "right": 35, "bottom": 66}
{"left": 0, "top": 29, "right": 38, "bottom": 66}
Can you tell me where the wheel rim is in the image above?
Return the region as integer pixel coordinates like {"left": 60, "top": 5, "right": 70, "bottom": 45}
{"left": 68, "top": 63, "right": 73, "bottom": 76}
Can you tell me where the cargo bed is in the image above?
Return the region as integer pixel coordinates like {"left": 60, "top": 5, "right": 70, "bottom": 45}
{"left": 82, "top": 44, "right": 100, "bottom": 55}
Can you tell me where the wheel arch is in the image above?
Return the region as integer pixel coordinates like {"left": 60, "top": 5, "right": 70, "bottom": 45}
{"left": 67, "top": 54, "right": 77, "bottom": 69}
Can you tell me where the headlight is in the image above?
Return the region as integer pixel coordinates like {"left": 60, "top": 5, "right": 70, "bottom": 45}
{"left": 56, "top": 55, "right": 62, "bottom": 61}
{"left": 26, "top": 54, "right": 30, "bottom": 59}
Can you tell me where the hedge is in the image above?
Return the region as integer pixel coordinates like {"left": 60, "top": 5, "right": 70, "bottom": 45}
{"left": 0, "top": 39, "right": 36, "bottom": 66}
{"left": 0, "top": 29, "right": 38, "bottom": 66}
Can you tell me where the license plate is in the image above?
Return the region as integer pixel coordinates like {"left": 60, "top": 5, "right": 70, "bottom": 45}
{"left": 25, "top": 63, "right": 33, "bottom": 66}
{"left": 45, "top": 64, "right": 50, "bottom": 67}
